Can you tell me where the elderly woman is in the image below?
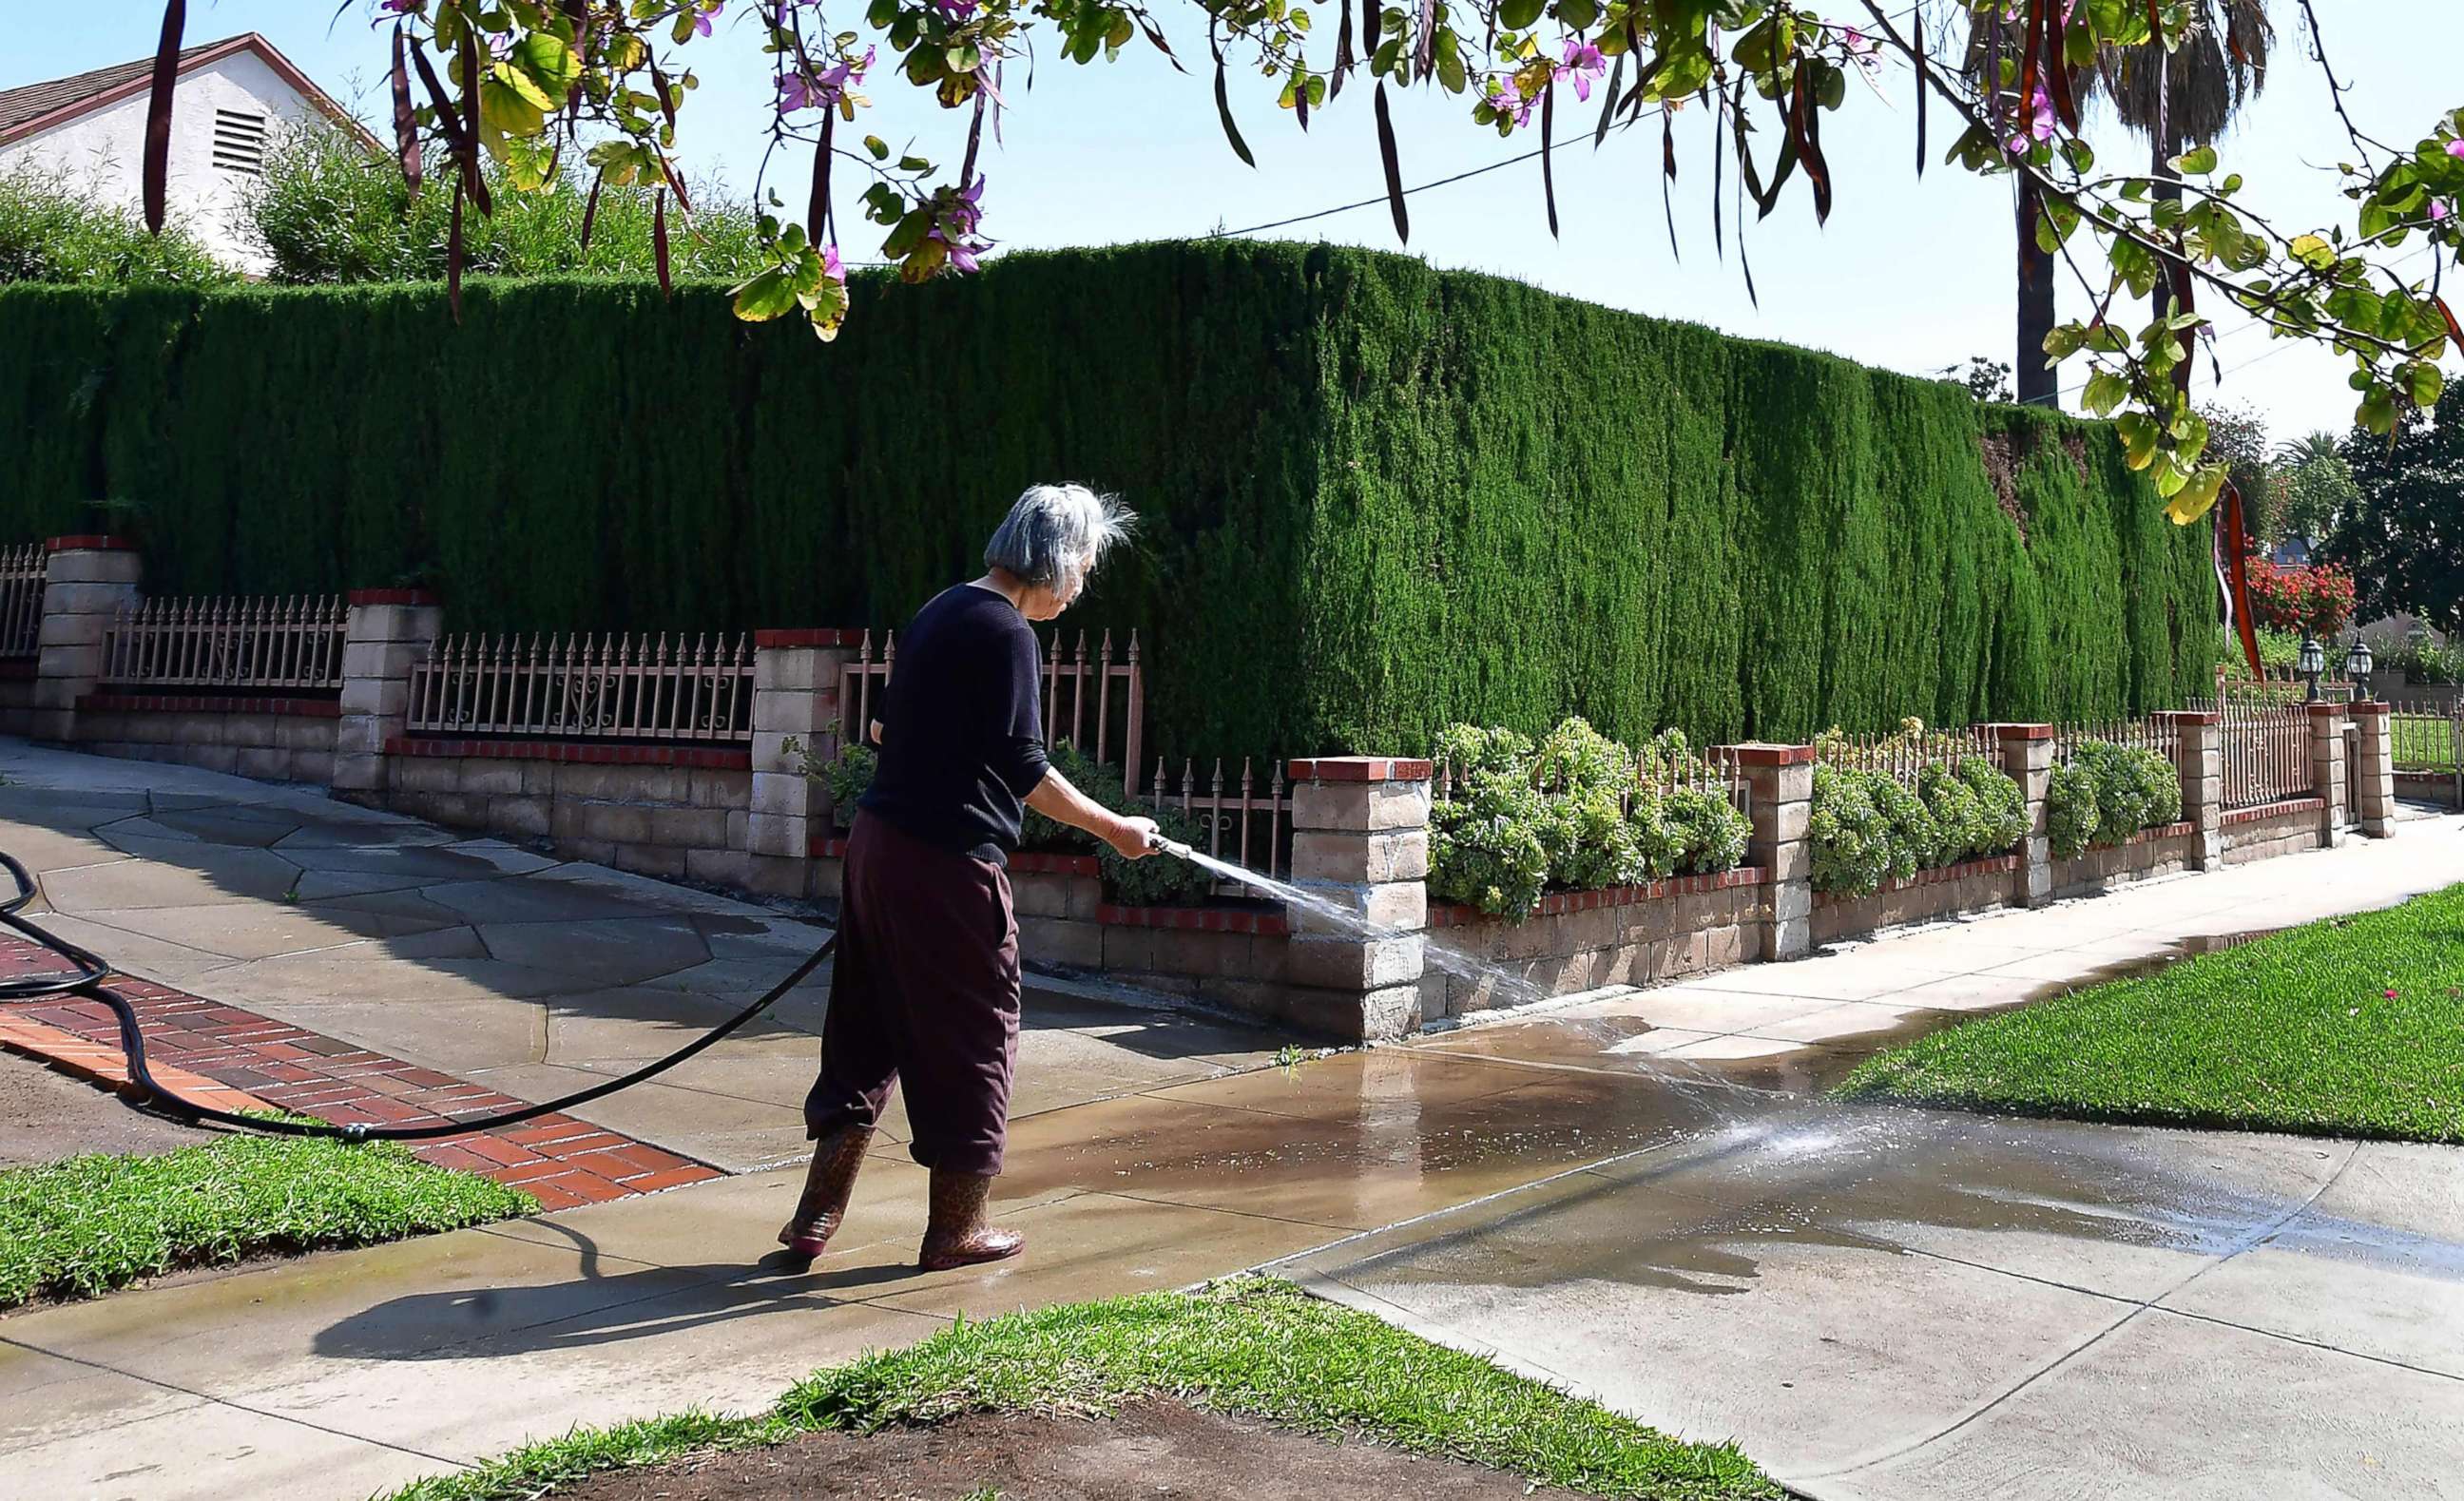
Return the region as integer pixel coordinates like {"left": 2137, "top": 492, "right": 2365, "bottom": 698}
{"left": 782, "top": 484, "right": 1159, "bottom": 1271}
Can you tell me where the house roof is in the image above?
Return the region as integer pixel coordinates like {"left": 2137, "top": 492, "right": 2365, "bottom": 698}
{"left": 0, "top": 31, "right": 377, "bottom": 150}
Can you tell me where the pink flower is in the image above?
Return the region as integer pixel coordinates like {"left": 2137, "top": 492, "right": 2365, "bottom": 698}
{"left": 2434, "top": 200, "right": 2454, "bottom": 223}
{"left": 932, "top": 0, "right": 980, "bottom": 16}
{"left": 2007, "top": 82, "right": 2056, "bottom": 155}
{"left": 779, "top": 46, "right": 873, "bottom": 112}
{"left": 2385, "top": 988, "right": 2401, "bottom": 999}
{"left": 822, "top": 243, "right": 845, "bottom": 281}
{"left": 1485, "top": 78, "right": 1534, "bottom": 128}
{"left": 1556, "top": 39, "right": 1607, "bottom": 104}
{"left": 692, "top": 6, "right": 715, "bottom": 37}
{"left": 2448, "top": 140, "right": 2464, "bottom": 160}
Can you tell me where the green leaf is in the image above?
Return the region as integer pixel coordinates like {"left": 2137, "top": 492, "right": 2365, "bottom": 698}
{"left": 2164, "top": 465, "right": 2226, "bottom": 525}
{"left": 2409, "top": 362, "right": 2446, "bottom": 408}
{"left": 511, "top": 32, "right": 581, "bottom": 95}
{"left": 1499, "top": 0, "right": 1546, "bottom": 30}
{"left": 2173, "top": 144, "right": 2218, "bottom": 175}
{"left": 864, "top": 135, "right": 891, "bottom": 161}
{"left": 897, "top": 155, "right": 932, "bottom": 172}
{"left": 731, "top": 267, "right": 799, "bottom": 321}
{"left": 2290, "top": 234, "right": 2338, "bottom": 271}
{"left": 2082, "top": 371, "right": 2129, "bottom": 416}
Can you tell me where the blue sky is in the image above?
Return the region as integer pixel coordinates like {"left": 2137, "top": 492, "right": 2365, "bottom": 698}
{"left": 14, "top": 2, "right": 2455, "bottom": 444}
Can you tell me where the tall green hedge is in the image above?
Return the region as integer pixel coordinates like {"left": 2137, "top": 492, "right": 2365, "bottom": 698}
{"left": 0, "top": 241, "right": 2214, "bottom": 757}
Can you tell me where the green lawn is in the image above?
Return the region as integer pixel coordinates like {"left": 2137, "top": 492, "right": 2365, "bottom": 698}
{"left": 0, "top": 1136, "right": 534, "bottom": 1306}
{"left": 1838, "top": 885, "right": 2464, "bottom": 1141}
{"left": 385, "top": 1278, "right": 1778, "bottom": 1501}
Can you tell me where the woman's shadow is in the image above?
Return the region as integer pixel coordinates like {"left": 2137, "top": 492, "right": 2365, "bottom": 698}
{"left": 313, "top": 1222, "right": 923, "bottom": 1362}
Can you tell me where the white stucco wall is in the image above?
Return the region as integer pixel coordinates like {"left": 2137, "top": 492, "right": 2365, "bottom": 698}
{"left": 0, "top": 50, "right": 326, "bottom": 276}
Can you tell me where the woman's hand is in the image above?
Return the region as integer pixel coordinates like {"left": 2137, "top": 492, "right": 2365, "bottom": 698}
{"left": 1105, "top": 815, "right": 1161, "bottom": 860}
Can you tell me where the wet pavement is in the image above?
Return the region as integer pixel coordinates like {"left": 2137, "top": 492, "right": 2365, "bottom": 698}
{"left": 3, "top": 738, "right": 2462, "bottom": 1498}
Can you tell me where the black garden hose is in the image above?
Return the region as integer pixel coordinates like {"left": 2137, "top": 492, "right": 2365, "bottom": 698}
{"left": 0, "top": 850, "right": 836, "bottom": 1143}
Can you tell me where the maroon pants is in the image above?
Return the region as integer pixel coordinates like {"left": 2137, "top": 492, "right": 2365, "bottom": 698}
{"left": 803, "top": 811, "right": 1021, "bottom": 1176}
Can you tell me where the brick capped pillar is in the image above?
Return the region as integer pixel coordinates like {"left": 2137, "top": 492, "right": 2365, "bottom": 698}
{"left": 1284, "top": 757, "right": 1432, "bottom": 1043}
{"left": 2349, "top": 702, "right": 2397, "bottom": 839}
{"left": 1722, "top": 741, "right": 1816, "bottom": 961}
{"left": 1988, "top": 723, "right": 2056, "bottom": 907}
{"left": 2160, "top": 710, "right": 2225, "bottom": 870}
{"left": 2309, "top": 702, "right": 2350, "bottom": 849}
{"left": 332, "top": 589, "right": 442, "bottom": 804}
{"left": 746, "top": 629, "right": 863, "bottom": 896}
{"left": 29, "top": 536, "right": 142, "bottom": 742}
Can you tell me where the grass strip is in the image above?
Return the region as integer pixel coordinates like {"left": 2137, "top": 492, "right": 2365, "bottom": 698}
{"left": 1837, "top": 884, "right": 2464, "bottom": 1141}
{"left": 385, "top": 1278, "right": 1779, "bottom": 1501}
{"left": 0, "top": 1135, "right": 535, "bottom": 1306}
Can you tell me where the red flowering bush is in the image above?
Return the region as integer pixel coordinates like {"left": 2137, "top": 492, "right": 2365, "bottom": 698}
{"left": 2245, "top": 558, "right": 2358, "bottom": 636}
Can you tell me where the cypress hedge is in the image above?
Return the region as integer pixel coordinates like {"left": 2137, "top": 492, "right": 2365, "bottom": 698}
{"left": 0, "top": 241, "right": 2215, "bottom": 758}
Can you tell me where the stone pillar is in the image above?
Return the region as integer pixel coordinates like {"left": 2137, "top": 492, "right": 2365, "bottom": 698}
{"left": 1722, "top": 741, "right": 1815, "bottom": 961}
{"left": 29, "top": 535, "right": 143, "bottom": 742}
{"left": 332, "top": 588, "right": 443, "bottom": 804}
{"left": 746, "top": 629, "right": 863, "bottom": 896}
{"left": 1988, "top": 723, "right": 2055, "bottom": 906}
{"left": 1285, "top": 757, "right": 1431, "bottom": 1043}
{"left": 2308, "top": 702, "right": 2350, "bottom": 849}
{"left": 2161, "top": 710, "right": 2225, "bottom": 870}
{"left": 2349, "top": 702, "right": 2397, "bottom": 839}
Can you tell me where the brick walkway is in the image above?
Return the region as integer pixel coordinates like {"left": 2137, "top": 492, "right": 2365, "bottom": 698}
{"left": 0, "top": 935, "right": 720, "bottom": 1208}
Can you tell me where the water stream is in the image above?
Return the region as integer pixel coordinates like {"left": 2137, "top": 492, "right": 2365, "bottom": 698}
{"left": 1158, "top": 841, "right": 1773, "bottom": 1103}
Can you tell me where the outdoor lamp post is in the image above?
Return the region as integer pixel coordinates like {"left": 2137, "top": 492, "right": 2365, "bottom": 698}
{"left": 2344, "top": 636, "right": 2375, "bottom": 702}
{"left": 2298, "top": 635, "right": 2327, "bottom": 702}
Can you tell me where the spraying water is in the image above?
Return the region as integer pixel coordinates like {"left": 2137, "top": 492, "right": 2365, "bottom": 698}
{"left": 1150, "top": 837, "right": 1772, "bottom": 1101}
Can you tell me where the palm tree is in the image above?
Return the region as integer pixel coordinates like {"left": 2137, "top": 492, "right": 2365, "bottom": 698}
{"left": 1962, "top": 13, "right": 2105, "bottom": 407}
{"left": 2101, "top": 2, "right": 2274, "bottom": 331}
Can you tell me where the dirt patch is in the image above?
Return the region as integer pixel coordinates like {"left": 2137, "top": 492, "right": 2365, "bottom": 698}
{"left": 1974, "top": 432, "right": 2029, "bottom": 542}
{"left": 569, "top": 1400, "right": 1582, "bottom": 1501}
{"left": 0, "top": 1050, "right": 221, "bottom": 1168}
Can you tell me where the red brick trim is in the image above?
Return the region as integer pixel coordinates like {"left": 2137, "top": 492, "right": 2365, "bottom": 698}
{"left": 1287, "top": 757, "right": 1434, "bottom": 782}
{"left": 1988, "top": 722, "right": 2056, "bottom": 741}
{"left": 386, "top": 736, "right": 751, "bottom": 770}
{"left": 1718, "top": 742, "right": 1816, "bottom": 767}
{"left": 2135, "top": 820, "right": 2197, "bottom": 841}
{"left": 1428, "top": 866, "right": 1767, "bottom": 928}
{"left": 2347, "top": 702, "right": 2393, "bottom": 718}
{"left": 346, "top": 587, "right": 439, "bottom": 606}
{"left": 754, "top": 627, "right": 868, "bottom": 648}
{"left": 0, "top": 937, "right": 720, "bottom": 1207}
{"left": 79, "top": 692, "right": 340, "bottom": 718}
{"left": 1095, "top": 904, "right": 1289, "bottom": 935}
{"left": 2156, "top": 710, "right": 2222, "bottom": 727}
{"left": 44, "top": 534, "right": 138, "bottom": 553}
{"left": 2223, "top": 797, "right": 2325, "bottom": 827}
{"left": 811, "top": 835, "right": 846, "bottom": 858}
{"left": 2307, "top": 702, "right": 2347, "bottom": 720}
{"left": 0, "top": 658, "right": 34, "bottom": 681}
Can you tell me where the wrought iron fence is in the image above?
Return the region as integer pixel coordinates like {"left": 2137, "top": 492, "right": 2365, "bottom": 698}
{"left": 408, "top": 632, "right": 755, "bottom": 743}
{"left": 0, "top": 544, "right": 42, "bottom": 658}
{"left": 837, "top": 626, "right": 1145, "bottom": 784}
{"left": 1811, "top": 722, "right": 2001, "bottom": 784}
{"left": 103, "top": 596, "right": 346, "bottom": 691}
{"left": 2052, "top": 713, "right": 2181, "bottom": 769}
{"left": 2389, "top": 699, "right": 2462, "bottom": 803}
{"left": 2216, "top": 698, "right": 2313, "bottom": 809}
{"left": 1142, "top": 756, "right": 1296, "bottom": 882}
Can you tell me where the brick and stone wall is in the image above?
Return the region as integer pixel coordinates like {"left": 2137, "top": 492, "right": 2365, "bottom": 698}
{"left": 1811, "top": 856, "right": 2021, "bottom": 946}
{"left": 71, "top": 694, "right": 338, "bottom": 783}
{"left": 384, "top": 739, "right": 751, "bottom": 884}
{"left": 1423, "top": 870, "right": 1769, "bottom": 1021}
{"left": 2221, "top": 799, "right": 2327, "bottom": 865}
{"left": 2050, "top": 821, "right": 2199, "bottom": 898}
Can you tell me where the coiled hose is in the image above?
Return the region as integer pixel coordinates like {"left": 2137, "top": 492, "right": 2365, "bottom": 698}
{"left": 0, "top": 850, "right": 836, "bottom": 1143}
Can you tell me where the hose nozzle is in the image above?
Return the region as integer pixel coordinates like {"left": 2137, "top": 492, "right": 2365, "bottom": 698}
{"left": 1146, "top": 832, "right": 1196, "bottom": 861}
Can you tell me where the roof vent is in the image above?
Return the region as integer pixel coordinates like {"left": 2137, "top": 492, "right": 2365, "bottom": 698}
{"left": 211, "top": 107, "right": 267, "bottom": 176}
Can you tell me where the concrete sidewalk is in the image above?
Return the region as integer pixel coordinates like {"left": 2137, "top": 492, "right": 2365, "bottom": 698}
{"left": 3, "top": 739, "right": 2459, "bottom": 1499}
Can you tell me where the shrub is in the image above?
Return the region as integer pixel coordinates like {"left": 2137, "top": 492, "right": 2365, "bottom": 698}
{"left": 1660, "top": 786, "right": 1749, "bottom": 876}
{"left": 1428, "top": 769, "right": 1552, "bottom": 918}
{"left": 1808, "top": 764, "right": 1896, "bottom": 896}
{"left": 2069, "top": 741, "right": 2183, "bottom": 848}
{"left": 1431, "top": 717, "right": 1746, "bottom": 917}
{"left": 2046, "top": 761, "right": 2103, "bottom": 858}
{"left": 824, "top": 743, "right": 876, "bottom": 818}
{"left": 0, "top": 166, "right": 235, "bottom": 287}
{"left": 1916, "top": 755, "right": 2029, "bottom": 866}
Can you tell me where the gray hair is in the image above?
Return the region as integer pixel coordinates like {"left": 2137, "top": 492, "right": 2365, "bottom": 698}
{"left": 982, "top": 484, "right": 1135, "bottom": 594}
